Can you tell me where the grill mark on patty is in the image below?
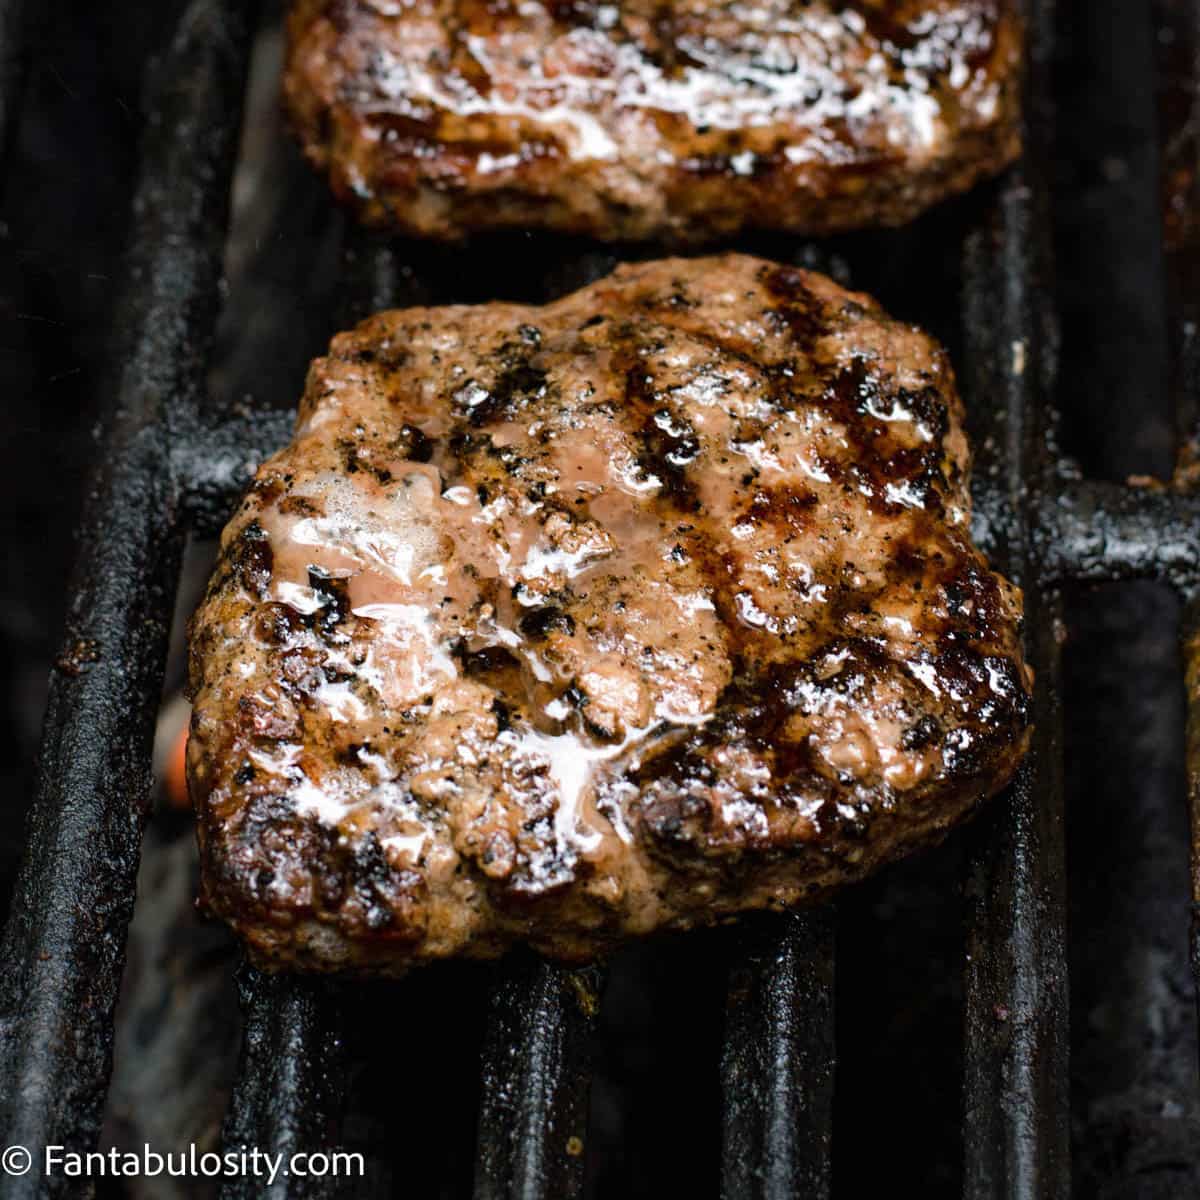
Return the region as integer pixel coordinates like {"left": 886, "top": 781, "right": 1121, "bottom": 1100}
{"left": 764, "top": 265, "right": 831, "bottom": 345}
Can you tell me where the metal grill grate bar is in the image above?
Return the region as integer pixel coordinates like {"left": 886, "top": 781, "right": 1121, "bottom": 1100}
{"left": 219, "top": 970, "right": 347, "bottom": 1200}
{"left": 960, "top": 173, "right": 1071, "bottom": 1199}
{"left": 0, "top": 3, "right": 256, "bottom": 1191}
{"left": 474, "top": 959, "right": 603, "bottom": 1200}
{"left": 1038, "top": 482, "right": 1200, "bottom": 592}
{"left": 720, "top": 912, "right": 835, "bottom": 1200}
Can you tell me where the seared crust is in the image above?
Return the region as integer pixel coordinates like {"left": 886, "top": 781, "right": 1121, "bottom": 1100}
{"left": 187, "top": 254, "right": 1032, "bottom": 974}
{"left": 283, "top": 0, "right": 1023, "bottom": 243}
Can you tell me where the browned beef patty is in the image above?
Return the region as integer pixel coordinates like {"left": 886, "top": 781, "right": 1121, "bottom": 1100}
{"left": 187, "top": 254, "right": 1031, "bottom": 974}
{"left": 284, "top": 0, "right": 1022, "bottom": 242}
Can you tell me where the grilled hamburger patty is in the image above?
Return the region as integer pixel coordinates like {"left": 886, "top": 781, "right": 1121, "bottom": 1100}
{"left": 187, "top": 255, "right": 1031, "bottom": 974}
{"left": 284, "top": 0, "right": 1022, "bottom": 243}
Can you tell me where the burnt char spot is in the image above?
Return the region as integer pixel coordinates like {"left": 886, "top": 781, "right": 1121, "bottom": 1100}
{"left": 338, "top": 436, "right": 395, "bottom": 485}
{"left": 398, "top": 423, "right": 433, "bottom": 463}
{"left": 337, "top": 742, "right": 365, "bottom": 768}
{"left": 830, "top": 357, "right": 951, "bottom": 442}
{"left": 640, "top": 6, "right": 704, "bottom": 76}
{"left": 890, "top": 542, "right": 927, "bottom": 589}
{"left": 854, "top": 7, "right": 924, "bottom": 52}
{"left": 632, "top": 700, "right": 836, "bottom": 855}
{"left": 680, "top": 150, "right": 781, "bottom": 180}
{"left": 827, "top": 355, "right": 873, "bottom": 413}
{"left": 337, "top": 437, "right": 361, "bottom": 474}
{"left": 633, "top": 653, "right": 834, "bottom": 796}
{"left": 453, "top": 442, "right": 530, "bottom": 480}
{"left": 307, "top": 566, "right": 350, "bottom": 638}
{"left": 350, "top": 834, "right": 404, "bottom": 930}
{"left": 939, "top": 561, "right": 1008, "bottom": 638}
{"left": 752, "top": 641, "right": 890, "bottom": 747}
{"left": 250, "top": 474, "right": 285, "bottom": 506}
{"left": 819, "top": 357, "right": 950, "bottom": 515}
{"left": 491, "top": 361, "right": 549, "bottom": 415}
{"left": 363, "top": 111, "right": 442, "bottom": 157}
{"left": 765, "top": 265, "right": 806, "bottom": 301}
{"left": 220, "top": 791, "right": 427, "bottom": 938}
{"left": 746, "top": 485, "right": 819, "bottom": 534}
{"left": 519, "top": 606, "right": 576, "bottom": 639}
{"left": 232, "top": 521, "right": 274, "bottom": 598}
{"left": 457, "top": 643, "right": 527, "bottom": 705}
{"left": 457, "top": 343, "right": 551, "bottom": 427}
{"left": 278, "top": 494, "right": 319, "bottom": 518}
{"left": 942, "top": 647, "right": 1030, "bottom": 729}
{"left": 257, "top": 602, "right": 308, "bottom": 645}
{"left": 900, "top": 385, "right": 952, "bottom": 443}
{"left": 624, "top": 356, "right": 702, "bottom": 510}
{"left": 764, "top": 266, "right": 826, "bottom": 344}
{"left": 546, "top": 0, "right": 599, "bottom": 24}
{"left": 231, "top": 792, "right": 296, "bottom": 851}
{"left": 926, "top": 643, "right": 1031, "bottom": 740}
{"left": 901, "top": 715, "right": 942, "bottom": 751}
{"left": 632, "top": 725, "right": 721, "bottom": 794}
{"left": 636, "top": 414, "right": 701, "bottom": 508}
{"left": 460, "top": 645, "right": 523, "bottom": 679}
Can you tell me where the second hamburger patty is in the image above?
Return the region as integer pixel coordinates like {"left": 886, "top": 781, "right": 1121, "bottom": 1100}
{"left": 284, "top": 0, "right": 1022, "bottom": 242}
{"left": 187, "top": 254, "right": 1032, "bottom": 974}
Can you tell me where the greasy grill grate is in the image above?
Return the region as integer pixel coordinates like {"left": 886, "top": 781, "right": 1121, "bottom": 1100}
{"left": 1, "top": 0, "right": 1199, "bottom": 1196}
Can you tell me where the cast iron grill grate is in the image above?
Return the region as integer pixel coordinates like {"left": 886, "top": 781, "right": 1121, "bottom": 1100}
{"left": 1, "top": 1, "right": 1199, "bottom": 1196}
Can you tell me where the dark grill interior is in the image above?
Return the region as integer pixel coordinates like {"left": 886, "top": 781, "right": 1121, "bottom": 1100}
{"left": 2, "top": 1, "right": 1200, "bottom": 1196}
